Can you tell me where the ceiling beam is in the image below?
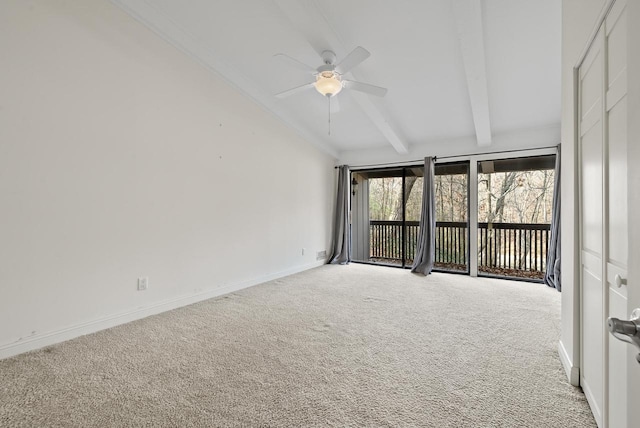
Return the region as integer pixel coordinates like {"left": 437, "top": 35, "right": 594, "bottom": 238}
{"left": 273, "top": 0, "right": 409, "bottom": 154}
{"left": 452, "top": 0, "right": 492, "bottom": 147}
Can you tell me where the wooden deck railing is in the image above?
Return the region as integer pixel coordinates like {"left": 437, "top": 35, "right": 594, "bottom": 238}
{"left": 368, "top": 220, "right": 551, "bottom": 277}
{"left": 477, "top": 222, "right": 550, "bottom": 273}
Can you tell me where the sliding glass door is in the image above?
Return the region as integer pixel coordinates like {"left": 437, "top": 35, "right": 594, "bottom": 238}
{"left": 351, "top": 166, "right": 423, "bottom": 268}
{"left": 476, "top": 155, "right": 555, "bottom": 280}
{"left": 434, "top": 162, "right": 469, "bottom": 273}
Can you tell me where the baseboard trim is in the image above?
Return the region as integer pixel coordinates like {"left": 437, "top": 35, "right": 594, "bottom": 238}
{"left": 558, "top": 340, "right": 580, "bottom": 386}
{"left": 581, "top": 377, "right": 603, "bottom": 427}
{"left": 0, "top": 261, "right": 325, "bottom": 360}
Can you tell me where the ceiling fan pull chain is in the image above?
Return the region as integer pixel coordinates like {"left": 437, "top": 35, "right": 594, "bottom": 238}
{"left": 328, "top": 96, "right": 331, "bottom": 136}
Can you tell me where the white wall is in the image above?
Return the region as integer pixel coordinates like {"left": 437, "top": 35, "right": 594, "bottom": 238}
{"left": 559, "top": 0, "right": 609, "bottom": 385}
{"left": 0, "top": 0, "right": 336, "bottom": 358}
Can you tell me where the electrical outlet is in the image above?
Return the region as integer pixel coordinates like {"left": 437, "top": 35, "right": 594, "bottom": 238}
{"left": 137, "top": 277, "right": 149, "bottom": 291}
{"left": 317, "top": 250, "right": 327, "bottom": 260}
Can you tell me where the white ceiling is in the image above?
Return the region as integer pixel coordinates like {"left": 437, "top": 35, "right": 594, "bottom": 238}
{"left": 111, "top": 0, "right": 561, "bottom": 160}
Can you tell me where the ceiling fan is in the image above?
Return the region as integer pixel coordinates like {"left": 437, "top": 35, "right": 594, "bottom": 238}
{"left": 274, "top": 46, "right": 388, "bottom": 100}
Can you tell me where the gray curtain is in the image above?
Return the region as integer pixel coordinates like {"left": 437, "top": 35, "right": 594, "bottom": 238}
{"left": 544, "top": 147, "right": 561, "bottom": 291}
{"left": 328, "top": 165, "right": 351, "bottom": 264}
{"left": 411, "top": 157, "right": 436, "bottom": 275}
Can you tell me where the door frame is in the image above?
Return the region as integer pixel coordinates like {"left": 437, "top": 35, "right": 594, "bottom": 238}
{"left": 576, "top": 25, "right": 606, "bottom": 425}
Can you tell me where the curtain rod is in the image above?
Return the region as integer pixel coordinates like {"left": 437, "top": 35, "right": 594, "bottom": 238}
{"left": 334, "top": 145, "right": 559, "bottom": 169}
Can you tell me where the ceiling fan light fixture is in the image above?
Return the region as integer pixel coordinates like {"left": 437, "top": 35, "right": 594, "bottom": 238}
{"left": 314, "top": 71, "right": 343, "bottom": 97}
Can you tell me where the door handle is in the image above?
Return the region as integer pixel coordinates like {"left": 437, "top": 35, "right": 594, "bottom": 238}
{"left": 608, "top": 317, "right": 638, "bottom": 336}
{"left": 607, "top": 308, "right": 640, "bottom": 364}
{"left": 614, "top": 274, "right": 627, "bottom": 288}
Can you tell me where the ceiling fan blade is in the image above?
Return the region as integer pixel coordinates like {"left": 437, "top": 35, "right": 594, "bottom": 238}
{"left": 335, "top": 46, "right": 370, "bottom": 74}
{"left": 275, "top": 82, "right": 315, "bottom": 98}
{"left": 274, "top": 53, "right": 317, "bottom": 74}
{"left": 343, "top": 80, "right": 388, "bottom": 97}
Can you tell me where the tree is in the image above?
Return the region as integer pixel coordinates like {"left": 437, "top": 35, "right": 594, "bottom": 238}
{"left": 392, "top": 176, "right": 418, "bottom": 221}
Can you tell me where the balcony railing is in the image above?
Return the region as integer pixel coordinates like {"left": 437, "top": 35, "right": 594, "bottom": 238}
{"left": 368, "top": 220, "right": 550, "bottom": 279}
{"left": 477, "top": 222, "right": 550, "bottom": 275}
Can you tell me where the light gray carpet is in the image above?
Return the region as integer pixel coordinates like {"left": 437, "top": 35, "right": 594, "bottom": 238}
{"left": 0, "top": 264, "right": 595, "bottom": 427}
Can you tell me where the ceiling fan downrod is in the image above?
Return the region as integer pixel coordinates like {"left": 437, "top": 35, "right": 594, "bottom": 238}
{"left": 321, "top": 50, "right": 337, "bottom": 66}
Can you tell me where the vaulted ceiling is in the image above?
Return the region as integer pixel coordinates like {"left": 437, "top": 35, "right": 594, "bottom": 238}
{"left": 111, "top": 0, "right": 561, "bottom": 161}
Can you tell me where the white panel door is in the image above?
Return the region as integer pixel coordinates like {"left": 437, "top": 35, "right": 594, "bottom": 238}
{"left": 579, "top": 2, "right": 631, "bottom": 427}
{"left": 604, "top": 2, "right": 628, "bottom": 427}
{"left": 579, "top": 27, "right": 605, "bottom": 427}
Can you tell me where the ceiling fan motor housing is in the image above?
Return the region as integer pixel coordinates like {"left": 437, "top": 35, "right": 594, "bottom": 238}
{"left": 321, "top": 50, "right": 337, "bottom": 65}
